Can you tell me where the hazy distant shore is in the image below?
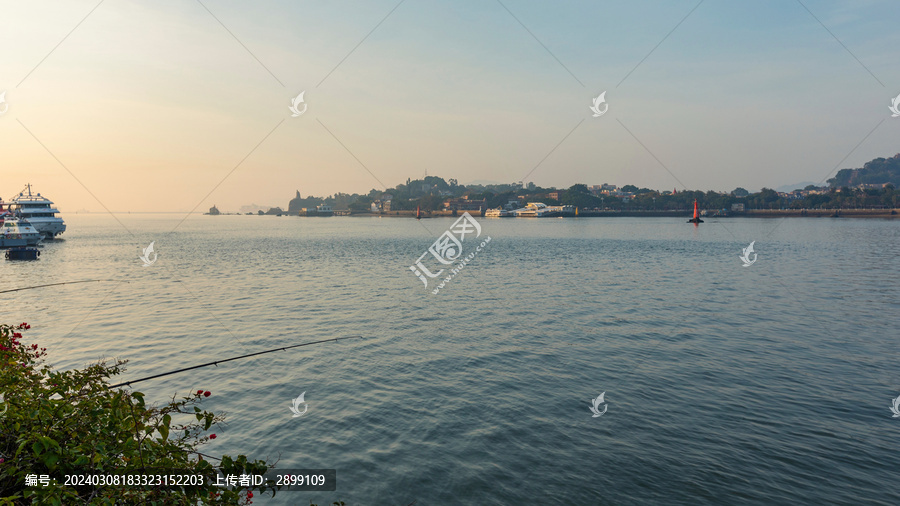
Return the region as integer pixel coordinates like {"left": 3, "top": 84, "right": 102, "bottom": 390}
{"left": 739, "top": 209, "right": 898, "bottom": 218}
{"left": 358, "top": 209, "right": 900, "bottom": 219}
{"left": 69, "top": 209, "right": 900, "bottom": 218}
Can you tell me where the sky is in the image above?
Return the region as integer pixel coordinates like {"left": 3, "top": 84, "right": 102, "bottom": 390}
{"left": 1, "top": 0, "right": 899, "bottom": 212}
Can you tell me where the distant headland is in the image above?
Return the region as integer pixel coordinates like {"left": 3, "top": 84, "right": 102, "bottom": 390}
{"left": 225, "top": 154, "right": 900, "bottom": 218}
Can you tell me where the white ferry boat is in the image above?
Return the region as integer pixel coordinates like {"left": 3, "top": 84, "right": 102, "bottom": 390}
{"left": 8, "top": 184, "right": 66, "bottom": 239}
{"left": 514, "top": 202, "right": 552, "bottom": 217}
{"left": 485, "top": 207, "right": 512, "bottom": 217}
{"left": 0, "top": 207, "right": 43, "bottom": 248}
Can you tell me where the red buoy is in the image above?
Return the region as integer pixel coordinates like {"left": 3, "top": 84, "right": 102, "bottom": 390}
{"left": 687, "top": 199, "right": 704, "bottom": 224}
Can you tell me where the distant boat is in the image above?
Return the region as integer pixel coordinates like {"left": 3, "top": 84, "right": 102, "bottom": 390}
{"left": 687, "top": 200, "right": 704, "bottom": 224}
{"left": 514, "top": 202, "right": 552, "bottom": 217}
{"left": 485, "top": 207, "right": 512, "bottom": 217}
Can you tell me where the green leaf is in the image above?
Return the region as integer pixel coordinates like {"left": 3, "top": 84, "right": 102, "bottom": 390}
{"left": 40, "top": 436, "right": 60, "bottom": 451}
{"left": 16, "top": 440, "right": 28, "bottom": 457}
{"left": 44, "top": 453, "right": 59, "bottom": 468}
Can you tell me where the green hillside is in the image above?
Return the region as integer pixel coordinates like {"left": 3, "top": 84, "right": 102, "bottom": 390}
{"left": 827, "top": 154, "right": 900, "bottom": 187}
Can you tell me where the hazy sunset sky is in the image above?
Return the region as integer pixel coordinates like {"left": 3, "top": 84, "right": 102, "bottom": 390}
{"left": 2, "top": 0, "right": 899, "bottom": 212}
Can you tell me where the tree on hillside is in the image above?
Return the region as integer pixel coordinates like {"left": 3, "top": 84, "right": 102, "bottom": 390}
{"left": 826, "top": 154, "right": 900, "bottom": 187}
{"left": 561, "top": 188, "right": 601, "bottom": 208}
{"left": 568, "top": 184, "right": 590, "bottom": 194}
{"left": 349, "top": 196, "right": 373, "bottom": 212}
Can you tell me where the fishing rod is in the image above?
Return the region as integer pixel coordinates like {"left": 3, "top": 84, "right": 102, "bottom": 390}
{"left": 107, "top": 335, "right": 365, "bottom": 389}
{"left": 0, "top": 279, "right": 120, "bottom": 294}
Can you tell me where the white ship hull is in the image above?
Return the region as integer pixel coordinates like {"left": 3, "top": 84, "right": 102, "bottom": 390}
{"left": 22, "top": 217, "right": 66, "bottom": 238}
{"left": 513, "top": 202, "right": 551, "bottom": 217}
{"left": 514, "top": 210, "right": 551, "bottom": 217}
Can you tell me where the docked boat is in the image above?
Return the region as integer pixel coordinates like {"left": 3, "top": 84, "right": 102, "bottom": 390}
{"left": 514, "top": 202, "right": 553, "bottom": 217}
{"left": 485, "top": 207, "right": 512, "bottom": 217}
{"left": 546, "top": 205, "right": 576, "bottom": 216}
{"left": 8, "top": 184, "right": 66, "bottom": 239}
{"left": 0, "top": 209, "right": 43, "bottom": 248}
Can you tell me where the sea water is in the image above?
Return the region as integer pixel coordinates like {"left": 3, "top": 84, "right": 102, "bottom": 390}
{"left": 4, "top": 214, "right": 899, "bottom": 505}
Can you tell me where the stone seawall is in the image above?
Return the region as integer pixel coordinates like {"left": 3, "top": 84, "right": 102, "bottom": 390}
{"left": 742, "top": 209, "right": 898, "bottom": 218}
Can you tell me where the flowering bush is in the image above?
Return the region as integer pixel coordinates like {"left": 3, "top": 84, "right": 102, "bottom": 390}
{"left": 0, "top": 323, "right": 279, "bottom": 505}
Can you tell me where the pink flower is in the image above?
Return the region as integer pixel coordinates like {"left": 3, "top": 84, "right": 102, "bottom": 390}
{"left": 203, "top": 391, "right": 211, "bottom": 397}
{"left": 209, "top": 434, "right": 217, "bottom": 439}
{"left": 197, "top": 390, "right": 203, "bottom": 395}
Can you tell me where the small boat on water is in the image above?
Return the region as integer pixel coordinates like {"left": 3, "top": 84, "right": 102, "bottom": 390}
{"left": 8, "top": 184, "right": 66, "bottom": 239}
{"left": 0, "top": 209, "right": 43, "bottom": 248}
{"left": 485, "top": 207, "right": 512, "bottom": 217}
